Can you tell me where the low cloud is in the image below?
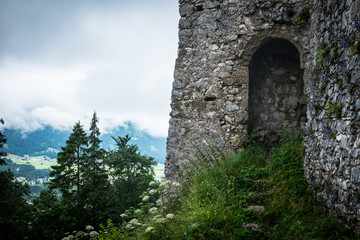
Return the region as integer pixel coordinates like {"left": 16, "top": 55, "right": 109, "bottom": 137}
{"left": 0, "top": 0, "right": 178, "bottom": 137}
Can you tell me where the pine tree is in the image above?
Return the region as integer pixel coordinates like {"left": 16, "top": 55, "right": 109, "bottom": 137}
{"left": 82, "top": 111, "right": 111, "bottom": 226}
{"left": 84, "top": 111, "right": 106, "bottom": 179}
{"left": 30, "top": 189, "right": 76, "bottom": 240}
{"left": 105, "top": 135, "right": 156, "bottom": 215}
{"left": 0, "top": 119, "right": 31, "bottom": 240}
{"left": 49, "top": 121, "right": 88, "bottom": 212}
{"left": 0, "top": 119, "right": 7, "bottom": 166}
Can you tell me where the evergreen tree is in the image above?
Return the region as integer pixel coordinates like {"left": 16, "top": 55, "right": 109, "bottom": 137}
{"left": 49, "top": 121, "right": 88, "bottom": 225}
{"left": 0, "top": 119, "right": 31, "bottom": 240}
{"left": 30, "top": 190, "right": 76, "bottom": 240}
{"left": 105, "top": 135, "right": 156, "bottom": 218}
{"left": 0, "top": 119, "right": 7, "bottom": 166}
{"left": 84, "top": 111, "right": 106, "bottom": 179}
{"left": 82, "top": 111, "right": 112, "bottom": 226}
{"left": 37, "top": 114, "right": 158, "bottom": 233}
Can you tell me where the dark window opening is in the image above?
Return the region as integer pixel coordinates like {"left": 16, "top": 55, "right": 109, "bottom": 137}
{"left": 248, "top": 38, "right": 306, "bottom": 144}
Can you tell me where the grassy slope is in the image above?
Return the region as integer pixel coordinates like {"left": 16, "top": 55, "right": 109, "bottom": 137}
{"left": 99, "top": 135, "right": 357, "bottom": 240}
{"left": 6, "top": 154, "right": 55, "bottom": 169}
{"left": 7, "top": 153, "right": 164, "bottom": 177}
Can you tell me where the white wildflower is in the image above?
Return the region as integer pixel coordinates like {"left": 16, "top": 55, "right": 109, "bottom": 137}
{"left": 129, "top": 218, "right": 139, "bottom": 225}
{"left": 149, "top": 189, "right": 157, "bottom": 195}
{"left": 149, "top": 207, "right": 158, "bottom": 214}
{"left": 145, "top": 227, "right": 154, "bottom": 232}
{"left": 153, "top": 215, "right": 161, "bottom": 220}
{"left": 120, "top": 213, "right": 126, "bottom": 218}
{"left": 135, "top": 209, "right": 141, "bottom": 213}
{"left": 166, "top": 214, "right": 175, "bottom": 220}
{"left": 125, "top": 224, "right": 133, "bottom": 229}
{"left": 149, "top": 181, "right": 156, "bottom": 186}
{"left": 86, "top": 225, "right": 94, "bottom": 231}
{"left": 156, "top": 199, "right": 162, "bottom": 206}
{"left": 159, "top": 180, "right": 171, "bottom": 188}
{"left": 155, "top": 218, "right": 167, "bottom": 223}
{"left": 142, "top": 195, "right": 150, "bottom": 201}
{"left": 172, "top": 182, "right": 181, "bottom": 187}
{"left": 89, "top": 231, "right": 99, "bottom": 238}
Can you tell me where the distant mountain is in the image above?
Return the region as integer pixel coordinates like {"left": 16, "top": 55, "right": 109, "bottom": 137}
{"left": 3, "top": 123, "right": 167, "bottom": 163}
{"left": 101, "top": 124, "right": 167, "bottom": 164}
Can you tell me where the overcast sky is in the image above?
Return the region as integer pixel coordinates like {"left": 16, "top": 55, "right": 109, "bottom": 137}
{"left": 0, "top": 0, "right": 179, "bottom": 137}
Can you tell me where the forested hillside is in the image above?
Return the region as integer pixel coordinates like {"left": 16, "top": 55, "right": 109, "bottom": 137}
{"left": 3, "top": 123, "right": 166, "bottom": 163}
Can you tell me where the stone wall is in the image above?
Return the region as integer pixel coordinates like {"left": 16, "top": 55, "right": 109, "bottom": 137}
{"left": 304, "top": 0, "right": 360, "bottom": 229}
{"left": 166, "top": 0, "right": 311, "bottom": 177}
{"left": 166, "top": 0, "right": 360, "bottom": 230}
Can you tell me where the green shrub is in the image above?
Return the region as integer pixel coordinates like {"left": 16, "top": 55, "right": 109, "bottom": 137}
{"left": 97, "top": 220, "right": 129, "bottom": 240}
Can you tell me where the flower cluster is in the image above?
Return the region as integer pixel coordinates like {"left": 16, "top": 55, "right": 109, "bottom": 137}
{"left": 142, "top": 195, "right": 150, "bottom": 202}
{"left": 149, "top": 207, "right": 158, "bottom": 214}
{"left": 126, "top": 218, "right": 143, "bottom": 230}
{"left": 153, "top": 215, "right": 167, "bottom": 223}
{"left": 115, "top": 179, "right": 182, "bottom": 237}
{"left": 149, "top": 189, "right": 157, "bottom": 195}
{"left": 85, "top": 225, "right": 94, "bottom": 232}
{"left": 149, "top": 181, "right": 157, "bottom": 187}
{"left": 61, "top": 225, "right": 99, "bottom": 240}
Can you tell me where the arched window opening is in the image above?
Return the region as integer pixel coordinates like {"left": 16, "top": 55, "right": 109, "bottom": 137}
{"left": 248, "top": 38, "right": 306, "bottom": 144}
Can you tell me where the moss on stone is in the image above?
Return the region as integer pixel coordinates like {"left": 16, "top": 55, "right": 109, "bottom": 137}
{"left": 292, "top": 8, "right": 310, "bottom": 26}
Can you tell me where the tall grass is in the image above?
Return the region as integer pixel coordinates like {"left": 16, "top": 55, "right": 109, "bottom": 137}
{"left": 97, "top": 134, "right": 356, "bottom": 239}
{"left": 264, "top": 135, "right": 353, "bottom": 239}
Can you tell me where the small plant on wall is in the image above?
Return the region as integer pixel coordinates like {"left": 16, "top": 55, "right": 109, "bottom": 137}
{"left": 292, "top": 8, "right": 310, "bottom": 26}
{"left": 325, "top": 101, "right": 343, "bottom": 119}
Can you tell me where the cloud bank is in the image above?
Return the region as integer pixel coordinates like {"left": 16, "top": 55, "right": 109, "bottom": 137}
{"left": 0, "top": 0, "right": 179, "bottom": 137}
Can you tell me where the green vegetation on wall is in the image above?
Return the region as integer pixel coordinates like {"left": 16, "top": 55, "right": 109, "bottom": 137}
{"left": 292, "top": 8, "right": 310, "bottom": 26}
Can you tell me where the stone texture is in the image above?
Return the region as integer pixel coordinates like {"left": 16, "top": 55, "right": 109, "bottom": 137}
{"left": 166, "top": 0, "right": 360, "bottom": 231}
{"left": 303, "top": 0, "right": 360, "bottom": 231}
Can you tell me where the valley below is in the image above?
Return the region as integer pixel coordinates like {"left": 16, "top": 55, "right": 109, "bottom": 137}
{"left": 1, "top": 125, "right": 166, "bottom": 201}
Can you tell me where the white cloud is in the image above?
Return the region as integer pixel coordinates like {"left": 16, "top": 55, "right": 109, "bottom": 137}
{"left": 0, "top": 0, "right": 178, "bottom": 137}
{"left": 150, "top": 145, "right": 159, "bottom": 152}
{"left": 0, "top": 60, "right": 89, "bottom": 131}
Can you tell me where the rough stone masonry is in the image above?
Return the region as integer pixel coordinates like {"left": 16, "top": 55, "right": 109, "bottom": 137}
{"left": 166, "top": 0, "right": 360, "bottom": 230}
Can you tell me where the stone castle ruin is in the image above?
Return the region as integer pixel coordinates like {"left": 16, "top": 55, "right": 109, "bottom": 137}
{"left": 166, "top": 0, "right": 360, "bottom": 229}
